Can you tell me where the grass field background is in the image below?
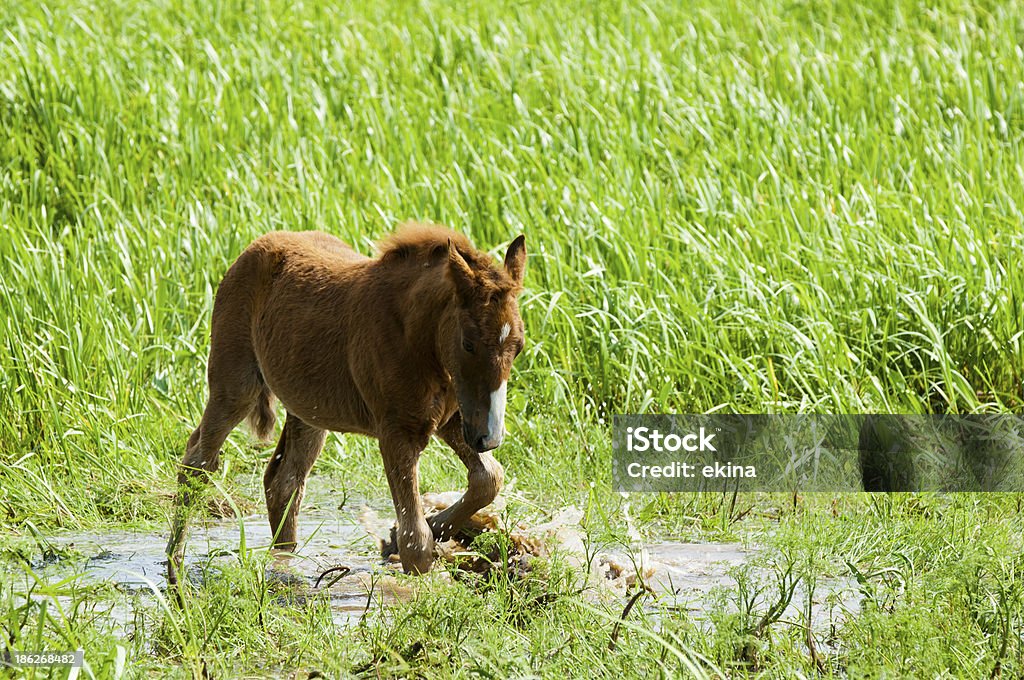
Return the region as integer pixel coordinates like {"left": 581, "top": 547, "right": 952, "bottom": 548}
{"left": 1, "top": 0, "right": 1023, "bottom": 676}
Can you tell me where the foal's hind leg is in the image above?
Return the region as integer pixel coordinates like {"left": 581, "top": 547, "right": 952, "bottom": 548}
{"left": 263, "top": 413, "right": 327, "bottom": 550}
{"left": 427, "top": 413, "right": 504, "bottom": 541}
{"left": 166, "top": 385, "right": 261, "bottom": 585}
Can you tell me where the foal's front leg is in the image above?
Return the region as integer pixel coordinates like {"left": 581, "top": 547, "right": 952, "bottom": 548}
{"left": 427, "top": 413, "right": 505, "bottom": 541}
{"left": 380, "top": 433, "right": 435, "bottom": 574}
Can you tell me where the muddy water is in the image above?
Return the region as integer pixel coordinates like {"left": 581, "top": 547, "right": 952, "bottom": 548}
{"left": 643, "top": 542, "right": 858, "bottom": 641}
{"left": 16, "top": 492, "right": 858, "bottom": 637}
{"left": 24, "top": 499, "right": 400, "bottom": 627}
{"left": 486, "top": 505, "right": 858, "bottom": 635}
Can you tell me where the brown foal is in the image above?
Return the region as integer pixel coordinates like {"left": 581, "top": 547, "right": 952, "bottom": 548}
{"left": 166, "top": 223, "right": 526, "bottom": 584}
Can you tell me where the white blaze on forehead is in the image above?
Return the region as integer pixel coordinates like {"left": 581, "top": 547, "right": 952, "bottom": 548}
{"left": 486, "top": 380, "right": 507, "bottom": 441}
{"left": 499, "top": 322, "right": 511, "bottom": 344}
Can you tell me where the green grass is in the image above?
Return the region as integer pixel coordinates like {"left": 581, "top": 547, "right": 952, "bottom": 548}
{"left": 1, "top": 0, "right": 1023, "bottom": 676}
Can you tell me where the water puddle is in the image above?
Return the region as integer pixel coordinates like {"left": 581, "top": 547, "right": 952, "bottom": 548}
{"left": 15, "top": 498, "right": 401, "bottom": 629}
{"left": 8, "top": 490, "right": 858, "bottom": 642}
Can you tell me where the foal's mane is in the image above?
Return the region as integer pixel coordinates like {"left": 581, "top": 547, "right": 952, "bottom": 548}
{"left": 377, "top": 222, "right": 518, "bottom": 294}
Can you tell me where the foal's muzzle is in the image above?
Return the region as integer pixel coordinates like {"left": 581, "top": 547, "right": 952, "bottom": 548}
{"left": 463, "top": 422, "right": 503, "bottom": 452}
{"left": 459, "top": 380, "right": 508, "bottom": 452}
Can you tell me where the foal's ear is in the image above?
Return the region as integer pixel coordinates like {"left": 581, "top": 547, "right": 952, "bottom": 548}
{"left": 447, "top": 239, "right": 475, "bottom": 298}
{"left": 504, "top": 235, "right": 526, "bottom": 286}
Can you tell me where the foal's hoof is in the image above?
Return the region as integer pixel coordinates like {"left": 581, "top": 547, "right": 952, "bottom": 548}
{"left": 403, "top": 554, "right": 435, "bottom": 575}
{"left": 379, "top": 526, "right": 437, "bottom": 573}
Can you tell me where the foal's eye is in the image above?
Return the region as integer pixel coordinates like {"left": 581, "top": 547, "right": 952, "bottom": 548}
{"left": 462, "top": 338, "right": 475, "bottom": 354}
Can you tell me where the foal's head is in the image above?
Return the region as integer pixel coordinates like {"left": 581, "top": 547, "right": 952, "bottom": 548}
{"left": 446, "top": 236, "right": 527, "bottom": 452}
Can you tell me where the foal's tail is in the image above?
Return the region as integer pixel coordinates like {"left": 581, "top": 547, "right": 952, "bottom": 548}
{"left": 247, "top": 380, "right": 277, "bottom": 442}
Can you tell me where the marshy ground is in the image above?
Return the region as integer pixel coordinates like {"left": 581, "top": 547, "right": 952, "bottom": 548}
{"left": 3, "top": 464, "right": 1021, "bottom": 677}
{"left": 2, "top": 0, "right": 1024, "bottom": 676}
